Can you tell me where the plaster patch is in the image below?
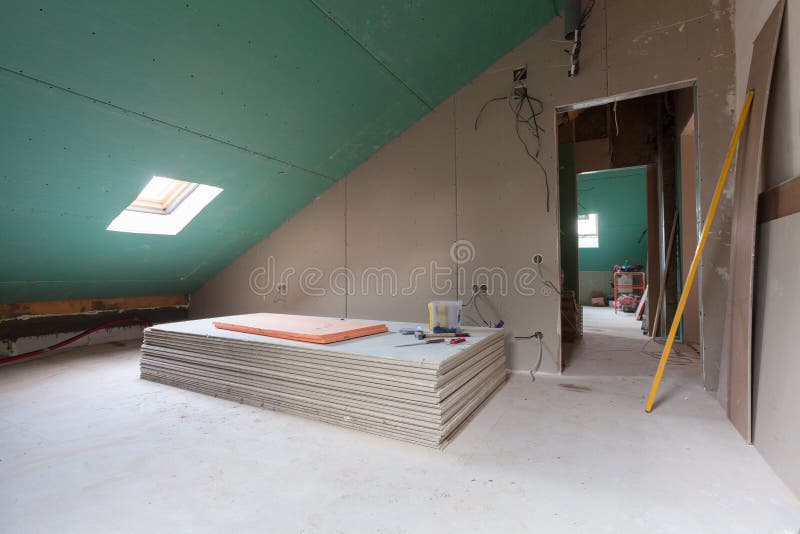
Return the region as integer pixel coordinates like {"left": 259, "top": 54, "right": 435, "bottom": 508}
{"left": 716, "top": 266, "right": 730, "bottom": 281}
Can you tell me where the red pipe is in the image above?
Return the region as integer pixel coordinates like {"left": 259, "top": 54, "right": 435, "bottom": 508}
{"left": 0, "top": 317, "right": 152, "bottom": 366}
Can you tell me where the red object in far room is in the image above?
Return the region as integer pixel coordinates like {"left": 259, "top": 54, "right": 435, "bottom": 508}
{"left": 212, "top": 313, "right": 388, "bottom": 344}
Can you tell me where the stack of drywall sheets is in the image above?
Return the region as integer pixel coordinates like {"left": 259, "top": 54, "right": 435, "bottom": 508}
{"left": 140, "top": 315, "right": 506, "bottom": 447}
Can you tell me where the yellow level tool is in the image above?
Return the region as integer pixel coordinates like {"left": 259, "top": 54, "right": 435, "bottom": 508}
{"left": 645, "top": 89, "right": 755, "bottom": 413}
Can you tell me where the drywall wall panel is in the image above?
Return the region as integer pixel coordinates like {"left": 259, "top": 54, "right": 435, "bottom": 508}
{"left": 738, "top": 0, "right": 800, "bottom": 191}
{"left": 346, "top": 98, "right": 457, "bottom": 322}
{"left": 455, "top": 69, "right": 560, "bottom": 372}
{"left": 309, "top": 0, "right": 558, "bottom": 107}
{"left": 0, "top": 69, "right": 332, "bottom": 303}
{"left": 752, "top": 212, "right": 800, "bottom": 497}
{"left": 738, "top": 0, "right": 800, "bottom": 497}
{"left": 0, "top": 0, "right": 427, "bottom": 178}
{"left": 606, "top": 0, "right": 736, "bottom": 391}
{"left": 2, "top": 1, "right": 559, "bottom": 305}
{"left": 191, "top": 181, "right": 346, "bottom": 319}
{"left": 727, "top": 0, "right": 784, "bottom": 442}
{"left": 452, "top": 3, "right": 608, "bottom": 373}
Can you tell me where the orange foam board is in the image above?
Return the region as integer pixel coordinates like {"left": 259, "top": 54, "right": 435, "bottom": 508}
{"left": 212, "top": 313, "right": 388, "bottom": 344}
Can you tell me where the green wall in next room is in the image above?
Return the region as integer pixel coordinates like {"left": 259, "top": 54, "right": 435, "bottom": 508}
{"left": 577, "top": 167, "right": 647, "bottom": 272}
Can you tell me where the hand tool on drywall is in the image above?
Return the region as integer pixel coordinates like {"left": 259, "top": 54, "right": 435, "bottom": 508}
{"left": 645, "top": 90, "right": 755, "bottom": 413}
{"left": 398, "top": 327, "right": 422, "bottom": 335}
{"left": 395, "top": 338, "right": 446, "bottom": 348}
{"left": 414, "top": 331, "right": 471, "bottom": 340}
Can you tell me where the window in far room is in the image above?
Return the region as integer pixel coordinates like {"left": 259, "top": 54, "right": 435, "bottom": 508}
{"left": 578, "top": 213, "right": 599, "bottom": 248}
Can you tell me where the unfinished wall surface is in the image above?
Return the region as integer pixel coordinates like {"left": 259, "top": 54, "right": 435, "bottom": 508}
{"left": 190, "top": 181, "right": 346, "bottom": 319}
{"left": 193, "top": 0, "right": 736, "bottom": 375}
{"left": 737, "top": 0, "right": 800, "bottom": 496}
{"left": 577, "top": 168, "right": 648, "bottom": 271}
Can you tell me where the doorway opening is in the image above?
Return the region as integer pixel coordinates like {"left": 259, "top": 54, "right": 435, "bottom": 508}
{"left": 556, "top": 83, "right": 702, "bottom": 377}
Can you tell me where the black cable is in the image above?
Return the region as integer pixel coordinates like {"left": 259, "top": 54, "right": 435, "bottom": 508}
{"left": 474, "top": 69, "right": 551, "bottom": 212}
{"left": 511, "top": 92, "right": 551, "bottom": 212}
{"left": 474, "top": 97, "right": 508, "bottom": 131}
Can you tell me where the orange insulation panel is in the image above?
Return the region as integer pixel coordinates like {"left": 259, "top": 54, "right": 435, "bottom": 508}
{"left": 212, "top": 313, "right": 388, "bottom": 344}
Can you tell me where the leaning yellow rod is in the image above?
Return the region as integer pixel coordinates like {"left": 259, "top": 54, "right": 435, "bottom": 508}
{"left": 645, "top": 89, "right": 755, "bottom": 413}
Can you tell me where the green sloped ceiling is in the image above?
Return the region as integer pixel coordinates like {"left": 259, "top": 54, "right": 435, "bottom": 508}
{"left": 0, "top": 0, "right": 558, "bottom": 304}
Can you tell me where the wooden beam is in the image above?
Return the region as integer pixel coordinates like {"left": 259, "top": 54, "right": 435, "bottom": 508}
{"left": 757, "top": 175, "right": 800, "bottom": 224}
{"left": 0, "top": 295, "right": 188, "bottom": 320}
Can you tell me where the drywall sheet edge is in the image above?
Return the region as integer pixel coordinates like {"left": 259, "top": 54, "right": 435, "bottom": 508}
{"left": 726, "top": 0, "right": 785, "bottom": 442}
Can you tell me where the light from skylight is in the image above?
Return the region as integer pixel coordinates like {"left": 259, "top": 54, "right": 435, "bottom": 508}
{"left": 107, "top": 176, "right": 222, "bottom": 235}
{"left": 578, "top": 213, "right": 599, "bottom": 248}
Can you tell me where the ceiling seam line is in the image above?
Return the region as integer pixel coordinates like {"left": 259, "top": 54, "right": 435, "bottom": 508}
{"left": 307, "top": 0, "right": 434, "bottom": 111}
{"left": 0, "top": 66, "right": 337, "bottom": 184}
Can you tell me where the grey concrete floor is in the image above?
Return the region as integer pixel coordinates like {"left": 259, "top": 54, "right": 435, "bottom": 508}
{"left": 563, "top": 306, "right": 701, "bottom": 377}
{"left": 1, "top": 340, "right": 798, "bottom": 533}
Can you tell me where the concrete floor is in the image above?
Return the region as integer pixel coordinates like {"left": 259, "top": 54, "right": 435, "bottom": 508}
{"left": 1, "top": 340, "right": 798, "bottom": 533}
{"left": 563, "top": 306, "right": 701, "bottom": 377}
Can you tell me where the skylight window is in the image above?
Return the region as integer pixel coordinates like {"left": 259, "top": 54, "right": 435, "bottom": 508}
{"left": 107, "top": 176, "right": 222, "bottom": 235}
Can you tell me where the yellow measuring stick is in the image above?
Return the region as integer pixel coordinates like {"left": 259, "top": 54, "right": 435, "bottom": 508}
{"left": 645, "top": 90, "right": 755, "bottom": 413}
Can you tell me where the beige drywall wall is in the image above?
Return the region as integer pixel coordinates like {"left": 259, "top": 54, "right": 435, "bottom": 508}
{"left": 346, "top": 99, "right": 458, "bottom": 322}
{"left": 191, "top": 180, "right": 346, "bottom": 319}
{"left": 752, "top": 212, "right": 800, "bottom": 497}
{"left": 737, "top": 0, "right": 800, "bottom": 497}
{"left": 192, "top": 0, "right": 736, "bottom": 377}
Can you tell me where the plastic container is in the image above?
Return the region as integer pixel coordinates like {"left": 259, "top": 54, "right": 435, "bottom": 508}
{"left": 427, "top": 301, "right": 462, "bottom": 333}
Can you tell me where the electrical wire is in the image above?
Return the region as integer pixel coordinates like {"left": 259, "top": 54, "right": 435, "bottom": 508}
{"left": 639, "top": 338, "right": 699, "bottom": 366}
{"left": 566, "top": 0, "right": 596, "bottom": 77}
{"left": 474, "top": 69, "right": 550, "bottom": 212}
{"left": 462, "top": 287, "right": 503, "bottom": 327}
{"left": 537, "top": 261, "right": 561, "bottom": 296}
{"left": 514, "top": 331, "right": 544, "bottom": 381}
{"left": 473, "top": 293, "right": 490, "bottom": 326}
{"left": 508, "top": 71, "right": 551, "bottom": 212}
{"left": 0, "top": 317, "right": 153, "bottom": 365}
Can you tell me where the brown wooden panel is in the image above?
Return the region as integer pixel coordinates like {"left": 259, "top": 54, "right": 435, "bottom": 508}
{"left": 0, "top": 295, "right": 188, "bottom": 320}
{"left": 727, "top": 0, "right": 785, "bottom": 443}
{"left": 757, "top": 175, "right": 800, "bottom": 224}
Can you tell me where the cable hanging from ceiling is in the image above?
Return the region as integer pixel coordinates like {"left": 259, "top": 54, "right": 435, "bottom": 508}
{"left": 564, "top": 0, "right": 595, "bottom": 77}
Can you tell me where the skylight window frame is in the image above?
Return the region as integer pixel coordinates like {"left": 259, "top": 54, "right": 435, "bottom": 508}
{"left": 127, "top": 179, "right": 198, "bottom": 215}
{"left": 106, "top": 176, "right": 222, "bottom": 236}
